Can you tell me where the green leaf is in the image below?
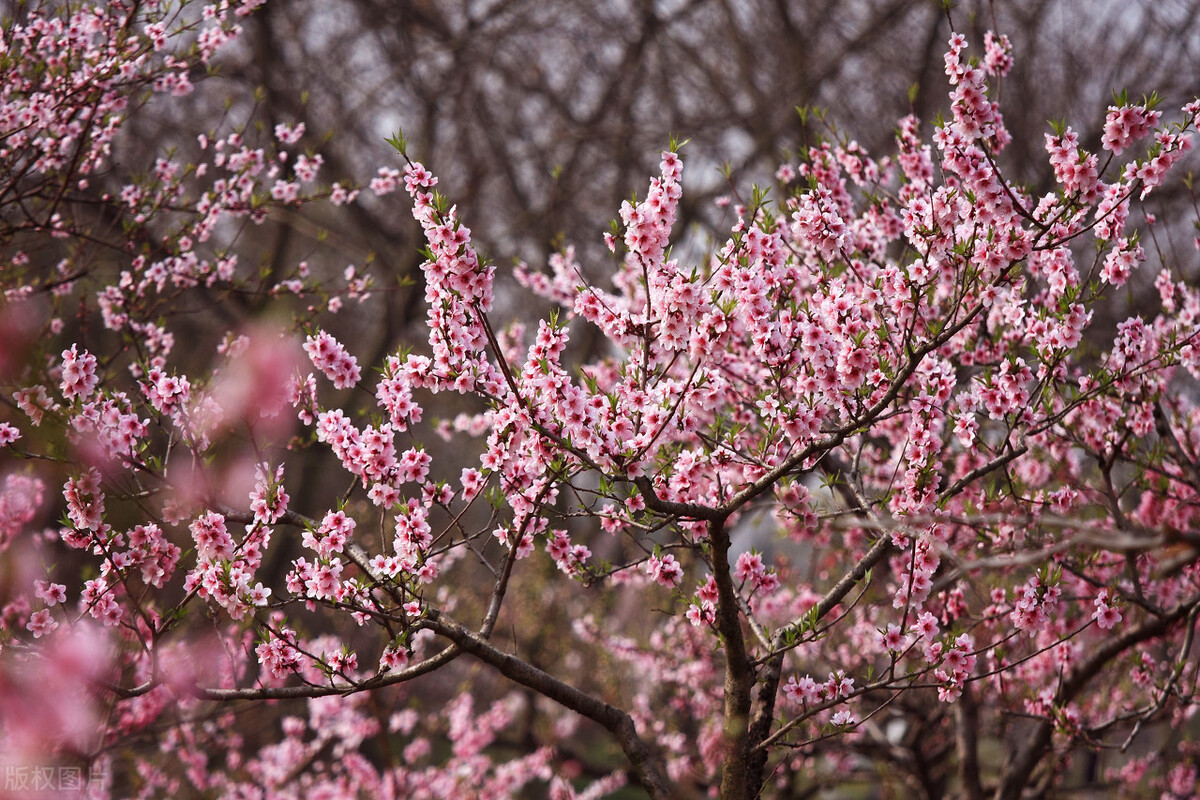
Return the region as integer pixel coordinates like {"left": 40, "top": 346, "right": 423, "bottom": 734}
{"left": 385, "top": 129, "right": 408, "bottom": 156}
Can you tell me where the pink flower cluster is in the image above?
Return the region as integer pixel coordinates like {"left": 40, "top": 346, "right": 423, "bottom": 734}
{"left": 0, "top": 475, "right": 43, "bottom": 550}
{"left": 982, "top": 31, "right": 1013, "bottom": 76}
{"left": 1092, "top": 590, "right": 1122, "bottom": 630}
{"left": 782, "top": 669, "right": 855, "bottom": 706}
{"left": 312, "top": 408, "right": 432, "bottom": 506}
{"left": 620, "top": 151, "right": 682, "bottom": 262}
{"left": 62, "top": 468, "right": 104, "bottom": 532}
{"left": 944, "top": 33, "right": 1007, "bottom": 145}
{"left": 1044, "top": 128, "right": 1099, "bottom": 200}
{"left": 304, "top": 330, "right": 361, "bottom": 389}
{"left": 255, "top": 621, "right": 302, "bottom": 681}
{"left": 1102, "top": 103, "right": 1161, "bottom": 155}
{"left": 928, "top": 633, "right": 977, "bottom": 703}
{"left": 734, "top": 551, "right": 779, "bottom": 595}
{"left": 546, "top": 529, "right": 592, "bottom": 577}
{"left": 687, "top": 573, "right": 720, "bottom": 626}
{"left": 302, "top": 509, "right": 354, "bottom": 559}
{"left": 59, "top": 345, "right": 98, "bottom": 400}
{"left": 644, "top": 552, "right": 684, "bottom": 587}
{"left": 1009, "top": 575, "right": 1062, "bottom": 636}
{"left": 249, "top": 463, "right": 289, "bottom": 525}
{"left": 184, "top": 511, "right": 271, "bottom": 619}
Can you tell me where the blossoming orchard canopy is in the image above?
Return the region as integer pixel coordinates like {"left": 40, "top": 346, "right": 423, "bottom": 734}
{"left": 2, "top": 1, "right": 1200, "bottom": 797}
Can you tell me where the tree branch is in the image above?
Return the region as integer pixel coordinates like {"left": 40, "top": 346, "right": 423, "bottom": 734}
{"left": 423, "top": 608, "right": 672, "bottom": 799}
{"left": 710, "top": 515, "right": 754, "bottom": 800}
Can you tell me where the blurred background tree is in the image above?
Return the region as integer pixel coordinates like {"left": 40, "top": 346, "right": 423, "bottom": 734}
{"left": 219, "top": 0, "right": 1200, "bottom": 270}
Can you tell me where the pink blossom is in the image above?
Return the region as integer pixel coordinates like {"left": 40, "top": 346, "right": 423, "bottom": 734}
{"left": 249, "top": 463, "right": 289, "bottom": 525}
{"left": 644, "top": 553, "right": 684, "bottom": 588}
{"left": 59, "top": 344, "right": 99, "bottom": 400}
{"left": 1102, "top": 104, "right": 1160, "bottom": 156}
{"left": 304, "top": 558, "right": 343, "bottom": 600}
{"left": 304, "top": 330, "right": 361, "bottom": 389}
{"left": 25, "top": 608, "right": 57, "bottom": 638}
{"left": 190, "top": 511, "right": 235, "bottom": 561}
{"left": 880, "top": 623, "right": 906, "bottom": 653}
{"left": 370, "top": 166, "right": 402, "bottom": 196}
{"left": 63, "top": 468, "right": 104, "bottom": 532}
{"left": 34, "top": 580, "right": 67, "bottom": 606}
{"left": 403, "top": 162, "right": 437, "bottom": 194}
{"left": 983, "top": 31, "right": 1013, "bottom": 77}
{"left": 0, "top": 422, "right": 19, "bottom": 445}
{"left": 273, "top": 122, "right": 305, "bottom": 144}
{"left": 783, "top": 674, "right": 820, "bottom": 705}
{"left": 830, "top": 709, "right": 857, "bottom": 727}
{"left": 1093, "top": 591, "right": 1123, "bottom": 630}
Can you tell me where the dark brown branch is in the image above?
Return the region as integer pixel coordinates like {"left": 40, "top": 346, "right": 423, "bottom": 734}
{"left": 423, "top": 608, "right": 672, "bottom": 799}
{"left": 197, "top": 643, "right": 461, "bottom": 701}
{"left": 956, "top": 684, "right": 985, "bottom": 800}
{"left": 708, "top": 516, "right": 754, "bottom": 800}
{"left": 746, "top": 650, "right": 784, "bottom": 796}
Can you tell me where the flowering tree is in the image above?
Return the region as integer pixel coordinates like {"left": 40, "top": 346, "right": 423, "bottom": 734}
{"left": 3, "top": 2, "right": 1200, "bottom": 798}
